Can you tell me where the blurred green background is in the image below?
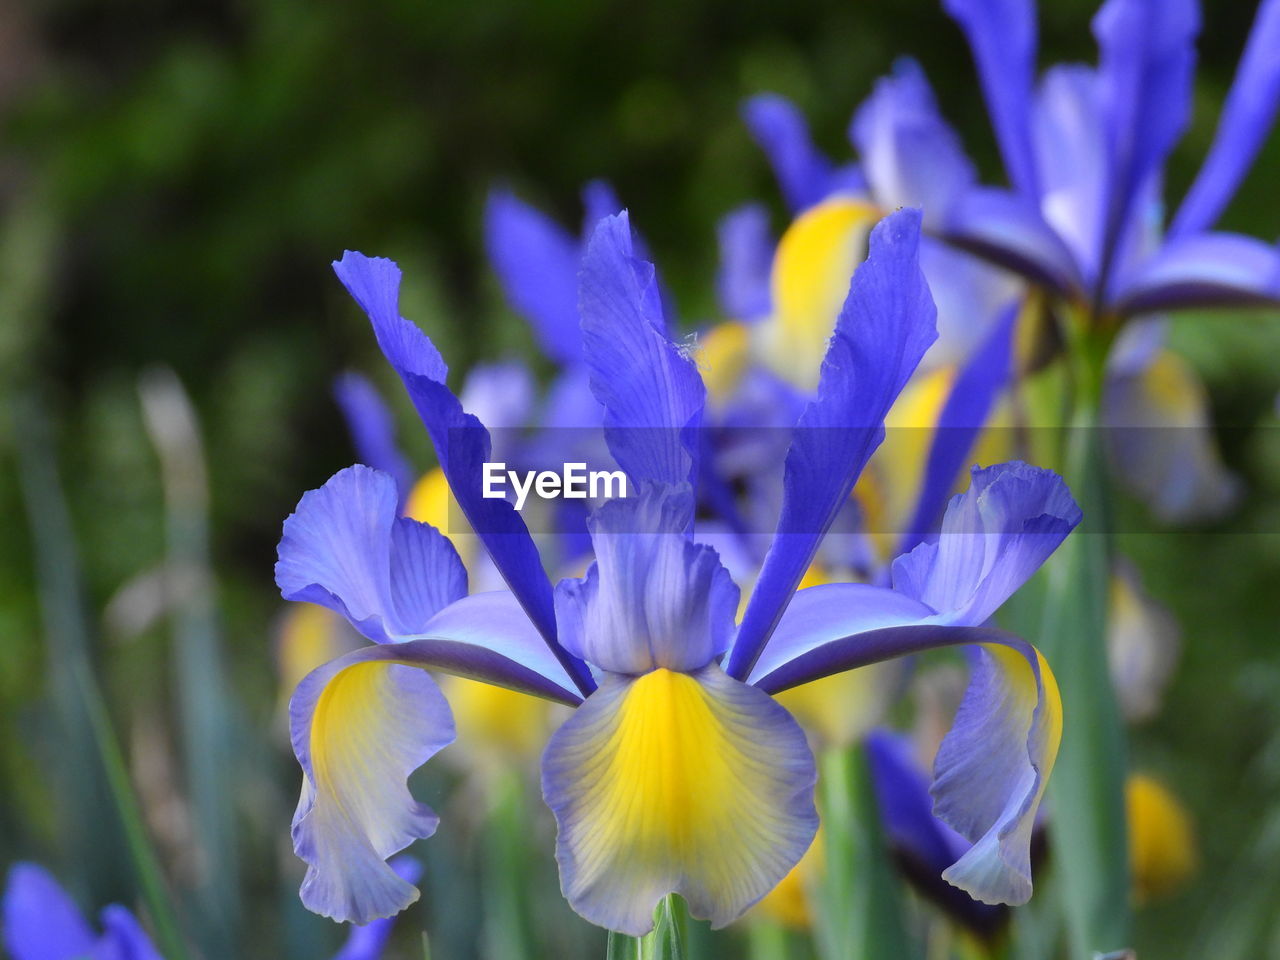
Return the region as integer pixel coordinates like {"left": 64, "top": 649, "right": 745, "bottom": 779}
{"left": 2, "top": 0, "right": 1279, "bottom": 957}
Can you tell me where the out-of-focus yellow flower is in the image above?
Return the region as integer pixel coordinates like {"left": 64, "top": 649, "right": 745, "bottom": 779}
{"left": 1108, "top": 565, "right": 1181, "bottom": 723}
{"left": 274, "top": 603, "right": 362, "bottom": 711}
{"left": 441, "top": 674, "right": 554, "bottom": 767}
{"left": 756, "top": 196, "right": 881, "bottom": 391}
{"left": 1127, "top": 773, "right": 1197, "bottom": 903}
{"left": 696, "top": 320, "right": 752, "bottom": 405}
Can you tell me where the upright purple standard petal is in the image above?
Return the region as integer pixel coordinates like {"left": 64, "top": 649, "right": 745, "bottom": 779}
{"left": 579, "top": 213, "right": 706, "bottom": 487}
{"left": 333, "top": 372, "right": 415, "bottom": 505}
{"left": 1171, "top": 0, "right": 1280, "bottom": 238}
{"left": 1092, "top": 0, "right": 1200, "bottom": 291}
{"left": 851, "top": 59, "right": 976, "bottom": 227}
{"left": 742, "top": 94, "right": 841, "bottom": 213}
{"left": 556, "top": 484, "right": 739, "bottom": 675}
{"left": 332, "top": 251, "right": 594, "bottom": 695}
{"left": 942, "top": 0, "right": 1041, "bottom": 199}
{"left": 726, "top": 208, "right": 938, "bottom": 680}
{"left": 715, "top": 204, "right": 774, "bottom": 321}
{"left": 484, "top": 188, "right": 583, "bottom": 366}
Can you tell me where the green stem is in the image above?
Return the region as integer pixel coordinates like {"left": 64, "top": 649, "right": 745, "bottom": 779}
{"left": 605, "top": 895, "right": 687, "bottom": 960}
{"left": 814, "top": 744, "right": 914, "bottom": 960}
{"left": 1038, "top": 318, "right": 1131, "bottom": 956}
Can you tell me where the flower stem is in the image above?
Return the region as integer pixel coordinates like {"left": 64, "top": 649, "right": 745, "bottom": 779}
{"left": 1037, "top": 319, "right": 1132, "bottom": 956}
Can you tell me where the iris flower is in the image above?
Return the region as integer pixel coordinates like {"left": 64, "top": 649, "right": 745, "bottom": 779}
{"left": 0, "top": 861, "right": 419, "bottom": 960}
{"left": 939, "top": 0, "right": 1280, "bottom": 316}
{"left": 277, "top": 207, "right": 1078, "bottom": 934}
{"left": 742, "top": 9, "right": 1257, "bottom": 521}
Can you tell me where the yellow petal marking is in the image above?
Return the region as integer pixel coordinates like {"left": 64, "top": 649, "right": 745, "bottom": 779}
{"left": 757, "top": 196, "right": 882, "bottom": 390}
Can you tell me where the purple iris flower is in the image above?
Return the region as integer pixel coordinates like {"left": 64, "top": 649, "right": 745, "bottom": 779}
{"left": 275, "top": 207, "right": 1079, "bottom": 934}
{"left": 939, "top": 0, "right": 1280, "bottom": 315}
{"left": 0, "top": 861, "right": 419, "bottom": 960}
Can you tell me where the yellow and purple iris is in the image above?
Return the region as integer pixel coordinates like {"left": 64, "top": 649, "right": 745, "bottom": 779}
{"left": 277, "top": 208, "right": 1078, "bottom": 934}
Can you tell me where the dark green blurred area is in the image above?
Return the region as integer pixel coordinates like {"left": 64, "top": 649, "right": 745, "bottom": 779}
{"left": 2, "top": 0, "right": 1279, "bottom": 957}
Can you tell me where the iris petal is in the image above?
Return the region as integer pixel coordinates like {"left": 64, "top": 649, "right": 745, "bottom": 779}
{"left": 579, "top": 213, "right": 706, "bottom": 487}
{"left": 891, "top": 462, "right": 1081, "bottom": 627}
{"left": 556, "top": 485, "right": 739, "bottom": 675}
{"left": 728, "top": 208, "right": 938, "bottom": 680}
{"left": 1114, "top": 232, "right": 1280, "bottom": 314}
{"left": 332, "top": 372, "right": 415, "bottom": 505}
{"left": 758, "top": 195, "right": 882, "bottom": 391}
{"left": 484, "top": 188, "right": 583, "bottom": 366}
{"left": 1170, "top": 0, "right": 1280, "bottom": 238}
{"left": 715, "top": 204, "right": 774, "bottom": 321}
{"left": 741, "top": 94, "right": 844, "bottom": 213}
{"left": 291, "top": 658, "right": 452, "bottom": 924}
{"left": 851, "top": 58, "right": 976, "bottom": 228}
{"left": 541, "top": 664, "right": 818, "bottom": 935}
{"left": 941, "top": 0, "right": 1040, "bottom": 198}
{"left": 934, "top": 643, "right": 1061, "bottom": 905}
{"left": 2, "top": 863, "right": 97, "bottom": 960}
{"left": 332, "top": 252, "right": 591, "bottom": 695}
{"left": 275, "top": 465, "right": 467, "bottom": 643}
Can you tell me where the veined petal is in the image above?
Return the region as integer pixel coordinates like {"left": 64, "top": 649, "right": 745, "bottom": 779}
{"left": 747, "top": 598, "right": 1060, "bottom": 905}
{"left": 742, "top": 94, "right": 844, "bottom": 213}
{"left": 2, "top": 863, "right": 97, "bottom": 960}
{"left": 728, "top": 209, "right": 938, "bottom": 680}
{"left": 579, "top": 213, "right": 706, "bottom": 487}
{"left": 745, "top": 583, "right": 936, "bottom": 688}
{"left": 275, "top": 466, "right": 467, "bottom": 643}
{"left": 942, "top": 0, "right": 1040, "bottom": 198}
{"left": 1170, "top": 0, "right": 1280, "bottom": 238}
{"left": 290, "top": 656, "right": 452, "bottom": 924}
{"left": 1114, "top": 232, "right": 1280, "bottom": 314}
{"left": 332, "top": 252, "right": 593, "bottom": 694}
{"left": 716, "top": 204, "right": 774, "bottom": 321}
{"left": 942, "top": 188, "right": 1084, "bottom": 297}
{"left": 541, "top": 664, "right": 818, "bottom": 934}
{"left": 557, "top": 484, "right": 739, "bottom": 674}
{"left": 1092, "top": 0, "right": 1199, "bottom": 278}
{"left": 756, "top": 195, "right": 881, "bottom": 392}
{"left": 333, "top": 372, "right": 415, "bottom": 504}
{"left": 892, "top": 462, "right": 1081, "bottom": 627}
{"left": 851, "top": 58, "right": 976, "bottom": 228}
{"left": 484, "top": 188, "right": 583, "bottom": 366}
{"left": 1033, "top": 65, "right": 1108, "bottom": 283}
{"left": 933, "top": 642, "right": 1060, "bottom": 905}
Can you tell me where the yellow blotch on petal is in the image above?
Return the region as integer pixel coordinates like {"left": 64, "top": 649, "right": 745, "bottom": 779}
{"left": 758, "top": 196, "right": 881, "bottom": 390}
{"left": 697, "top": 321, "right": 752, "bottom": 404}
{"left": 1127, "top": 773, "right": 1197, "bottom": 904}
